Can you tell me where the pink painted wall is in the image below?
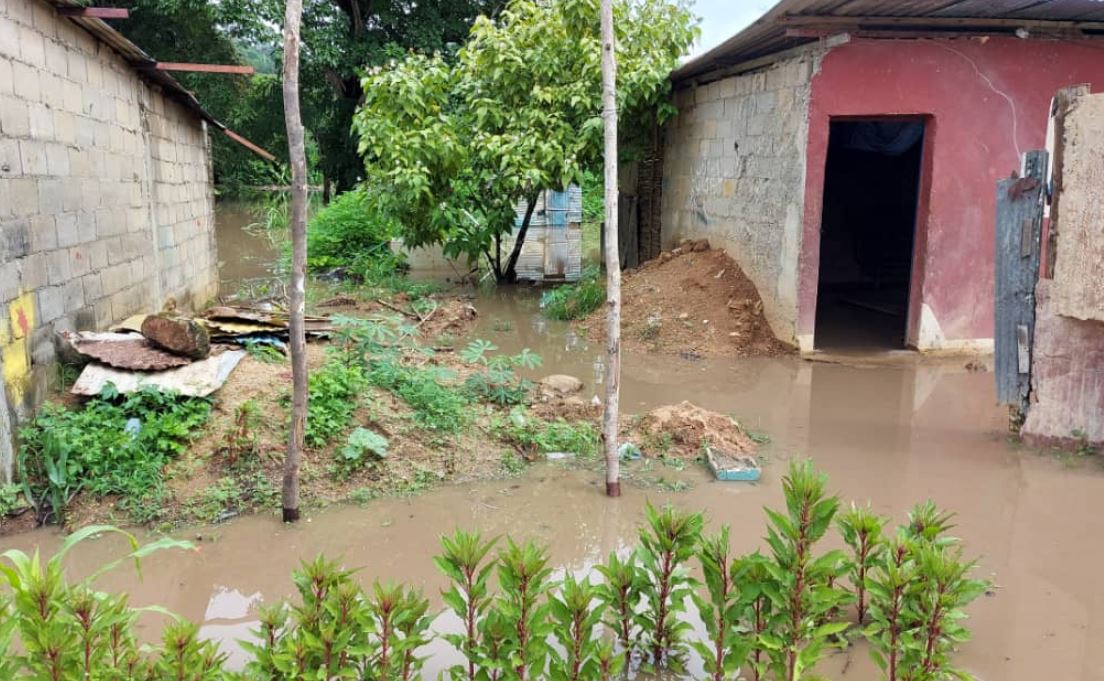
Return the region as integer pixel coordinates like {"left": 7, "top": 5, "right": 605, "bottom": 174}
{"left": 798, "top": 37, "right": 1104, "bottom": 346}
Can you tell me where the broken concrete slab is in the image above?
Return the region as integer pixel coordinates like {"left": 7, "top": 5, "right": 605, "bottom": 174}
{"left": 71, "top": 350, "right": 246, "bottom": 398}
{"left": 141, "top": 314, "right": 211, "bottom": 359}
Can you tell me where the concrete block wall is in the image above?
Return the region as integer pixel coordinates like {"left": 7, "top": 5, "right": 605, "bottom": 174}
{"left": 661, "top": 51, "right": 822, "bottom": 344}
{"left": 0, "top": 0, "right": 217, "bottom": 480}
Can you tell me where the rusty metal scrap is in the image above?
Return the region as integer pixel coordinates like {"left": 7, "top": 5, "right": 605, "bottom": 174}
{"left": 70, "top": 333, "right": 192, "bottom": 371}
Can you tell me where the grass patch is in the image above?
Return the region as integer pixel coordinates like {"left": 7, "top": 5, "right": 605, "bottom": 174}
{"left": 540, "top": 265, "right": 604, "bottom": 320}
{"left": 493, "top": 407, "right": 599, "bottom": 458}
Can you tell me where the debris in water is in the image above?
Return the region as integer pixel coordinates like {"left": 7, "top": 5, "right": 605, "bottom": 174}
{"left": 618, "top": 442, "right": 642, "bottom": 461}
{"left": 705, "top": 447, "right": 761, "bottom": 482}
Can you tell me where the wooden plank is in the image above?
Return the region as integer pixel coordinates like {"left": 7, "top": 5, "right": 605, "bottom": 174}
{"left": 56, "top": 7, "right": 129, "bottom": 18}
{"left": 223, "top": 129, "right": 277, "bottom": 162}
{"left": 153, "top": 62, "right": 255, "bottom": 75}
{"left": 994, "top": 149, "right": 1048, "bottom": 409}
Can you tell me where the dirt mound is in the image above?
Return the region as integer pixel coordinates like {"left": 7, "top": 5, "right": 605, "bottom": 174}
{"left": 579, "top": 242, "right": 793, "bottom": 358}
{"left": 629, "top": 401, "right": 756, "bottom": 460}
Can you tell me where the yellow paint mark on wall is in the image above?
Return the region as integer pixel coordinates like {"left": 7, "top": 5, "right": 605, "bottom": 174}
{"left": 1, "top": 341, "right": 28, "bottom": 404}
{"left": 2, "top": 292, "right": 36, "bottom": 405}
{"left": 8, "top": 292, "right": 35, "bottom": 340}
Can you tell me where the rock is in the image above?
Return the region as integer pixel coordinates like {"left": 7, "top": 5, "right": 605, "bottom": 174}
{"left": 140, "top": 314, "right": 211, "bottom": 359}
{"left": 539, "top": 374, "right": 584, "bottom": 396}
{"left": 691, "top": 239, "right": 711, "bottom": 252}
{"left": 678, "top": 312, "right": 690, "bottom": 320}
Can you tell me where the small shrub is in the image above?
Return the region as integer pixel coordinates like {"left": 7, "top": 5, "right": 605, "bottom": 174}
{"left": 461, "top": 340, "right": 541, "bottom": 406}
{"left": 541, "top": 266, "right": 605, "bottom": 321}
{"left": 495, "top": 408, "right": 599, "bottom": 458}
{"left": 368, "top": 359, "right": 470, "bottom": 433}
{"left": 336, "top": 427, "right": 389, "bottom": 479}
{"left": 0, "top": 483, "right": 21, "bottom": 517}
{"left": 304, "top": 360, "right": 367, "bottom": 447}
{"left": 305, "top": 188, "right": 404, "bottom": 277}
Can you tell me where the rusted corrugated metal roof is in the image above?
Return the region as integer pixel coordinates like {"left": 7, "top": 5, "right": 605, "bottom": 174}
{"left": 675, "top": 0, "right": 1104, "bottom": 82}
{"left": 40, "top": 0, "right": 224, "bottom": 130}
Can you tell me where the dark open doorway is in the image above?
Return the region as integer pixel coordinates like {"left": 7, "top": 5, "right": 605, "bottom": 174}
{"left": 814, "top": 119, "right": 925, "bottom": 349}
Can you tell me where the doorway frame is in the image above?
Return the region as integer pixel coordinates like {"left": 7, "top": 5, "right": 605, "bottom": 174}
{"left": 806, "top": 113, "right": 936, "bottom": 351}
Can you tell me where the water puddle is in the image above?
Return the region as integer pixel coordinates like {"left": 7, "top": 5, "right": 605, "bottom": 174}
{"left": 3, "top": 205, "right": 1103, "bottom": 679}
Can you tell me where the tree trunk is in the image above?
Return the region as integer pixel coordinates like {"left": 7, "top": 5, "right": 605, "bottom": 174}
{"left": 599, "top": 0, "right": 621, "bottom": 498}
{"left": 503, "top": 190, "right": 540, "bottom": 282}
{"left": 281, "top": 0, "right": 308, "bottom": 523}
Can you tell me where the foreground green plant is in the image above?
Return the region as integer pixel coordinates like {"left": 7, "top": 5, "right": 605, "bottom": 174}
{"left": 761, "top": 460, "right": 850, "bottom": 681}
{"left": 636, "top": 501, "right": 703, "bottom": 673}
{"left": 838, "top": 503, "right": 887, "bottom": 625}
{"left": 0, "top": 464, "right": 989, "bottom": 681}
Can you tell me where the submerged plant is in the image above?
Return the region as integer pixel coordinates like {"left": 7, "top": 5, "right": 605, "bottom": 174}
{"left": 761, "top": 459, "right": 850, "bottom": 681}
{"left": 635, "top": 502, "right": 703, "bottom": 672}
{"left": 692, "top": 526, "right": 752, "bottom": 681}
{"left": 435, "top": 529, "right": 498, "bottom": 681}
{"left": 838, "top": 503, "right": 888, "bottom": 625}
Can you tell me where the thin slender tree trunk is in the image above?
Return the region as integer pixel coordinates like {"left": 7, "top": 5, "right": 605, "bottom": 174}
{"left": 281, "top": 0, "right": 307, "bottom": 523}
{"left": 600, "top": 0, "right": 621, "bottom": 498}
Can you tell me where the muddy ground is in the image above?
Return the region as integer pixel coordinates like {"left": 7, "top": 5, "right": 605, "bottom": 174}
{"left": 579, "top": 243, "right": 794, "bottom": 358}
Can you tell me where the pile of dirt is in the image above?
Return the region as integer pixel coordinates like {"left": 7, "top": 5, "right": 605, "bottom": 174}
{"left": 579, "top": 241, "right": 793, "bottom": 358}
{"left": 627, "top": 401, "right": 756, "bottom": 460}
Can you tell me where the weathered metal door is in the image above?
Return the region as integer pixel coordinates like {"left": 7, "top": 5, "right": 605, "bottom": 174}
{"left": 994, "top": 150, "right": 1048, "bottom": 413}
{"left": 544, "top": 189, "right": 570, "bottom": 279}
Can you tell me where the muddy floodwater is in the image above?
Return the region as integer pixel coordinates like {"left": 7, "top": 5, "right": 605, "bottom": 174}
{"left": 4, "top": 208, "right": 1104, "bottom": 679}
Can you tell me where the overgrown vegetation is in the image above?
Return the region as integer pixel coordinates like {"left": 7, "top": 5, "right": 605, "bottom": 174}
{"left": 0, "top": 462, "right": 988, "bottom": 680}
{"left": 493, "top": 407, "right": 600, "bottom": 458}
{"left": 17, "top": 387, "right": 211, "bottom": 525}
{"left": 541, "top": 265, "right": 606, "bottom": 320}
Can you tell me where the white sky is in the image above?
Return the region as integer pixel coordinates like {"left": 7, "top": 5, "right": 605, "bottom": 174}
{"left": 691, "top": 0, "right": 776, "bottom": 57}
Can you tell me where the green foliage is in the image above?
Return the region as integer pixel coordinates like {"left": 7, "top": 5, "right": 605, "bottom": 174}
{"left": 692, "top": 526, "right": 753, "bottom": 681}
{"left": 305, "top": 360, "right": 367, "bottom": 447}
{"left": 461, "top": 339, "right": 541, "bottom": 406}
{"left": 369, "top": 359, "right": 471, "bottom": 433}
{"left": 18, "top": 388, "right": 211, "bottom": 524}
{"left": 550, "top": 572, "right": 616, "bottom": 681}
{"left": 354, "top": 0, "right": 697, "bottom": 280}
{"left": 336, "top": 427, "right": 389, "bottom": 479}
{"left": 305, "top": 188, "right": 408, "bottom": 281}
{"left": 243, "top": 556, "right": 433, "bottom": 679}
{"left": 864, "top": 503, "right": 988, "bottom": 681}
{"left": 495, "top": 407, "right": 600, "bottom": 458}
{"left": 635, "top": 502, "right": 703, "bottom": 673}
{"left": 0, "top": 483, "right": 22, "bottom": 517}
{"left": 541, "top": 265, "right": 606, "bottom": 321}
{"left": 435, "top": 529, "right": 498, "bottom": 681}
{"left": 0, "top": 469, "right": 990, "bottom": 681}
{"left": 491, "top": 538, "right": 555, "bottom": 680}
{"left": 760, "top": 459, "right": 851, "bottom": 681}
{"left": 243, "top": 339, "right": 287, "bottom": 364}
{"left": 838, "top": 503, "right": 888, "bottom": 625}
{"left": 0, "top": 525, "right": 199, "bottom": 679}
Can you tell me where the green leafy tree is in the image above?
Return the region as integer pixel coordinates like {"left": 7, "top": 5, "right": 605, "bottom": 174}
{"left": 354, "top": 0, "right": 697, "bottom": 281}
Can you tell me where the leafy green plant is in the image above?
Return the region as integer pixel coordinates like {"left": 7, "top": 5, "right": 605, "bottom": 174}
{"left": 436, "top": 529, "right": 499, "bottom": 681}
{"left": 0, "top": 483, "right": 22, "bottom": 517}
{"left": 18, "top": 387, "right": 210, "bottom": 524}
{"left": 305, "top": 187, "right": 401, "bottom": 271}
{"left": 0, "top": 525, "right": 195, "bottom": 678}
{"left": 542, "top": 266, "right": 605, "bottom": 321}
{"left": 550, "top": 572, "right": 614, "bottom": 681}
{"left": 865, "top": 535, "right": 920, "bottom": 681}
{"left": 492, "top": 538, "right": 554, "bottom": 681}
{"left": 734, "top": 552, "right": 775, "bottom": 681}
{"left": 461, "top": 340, "right": 541, "bottom": 406}
{"left": 635, "top": 502, "right": 703, "bottom": 673}
{"left": 336, "top": 427, "right": 389, "bottom": 479}
{"left": 304, "top": 359, "right": 367, "bottom": 447}
{"left": 243, "top": 340, "right": 287, "bottom": 363}
{"left": 760, "top": 459, "right": 850, "bottom": 681}
{"left": 693, "top": 526, "right": 752, "bottom": 681}
{"left": 369, "top": 359, "right": 471, "bottom": 433}
{"left": 495, "top": 407, "right": 600, "bottom": 458}
{"left": 595, "top": 550, "right": 643, "bottom": 668}
{"left": 838, "top": 503, "right": 887, "bottom": 625}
